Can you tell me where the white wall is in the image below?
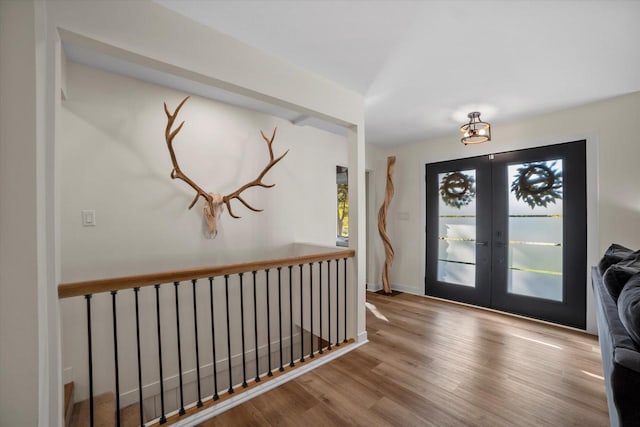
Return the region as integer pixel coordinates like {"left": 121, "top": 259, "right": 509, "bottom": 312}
{"left": 60, "top": 62, "right": 348, "bottom": 281}
{"left": 367, "top": 91, "right": 640, "bottom": 334}
{"left": 365, "top": 143, "right": 386, "bottom": 288}
{"left": 0, "top": 1, "right": 54, "bottom": 425}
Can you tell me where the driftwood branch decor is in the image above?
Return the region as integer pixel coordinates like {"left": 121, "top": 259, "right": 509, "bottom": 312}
{"left": 378, "top": 156, "right": 396, "bottom": 294}
{"left": 164, "top": 96, "right": 289, "bottom": 237}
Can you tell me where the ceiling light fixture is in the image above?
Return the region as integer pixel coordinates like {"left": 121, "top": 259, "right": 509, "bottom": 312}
{"left": 460, "top": 111, "right": 491, "bottom": 145}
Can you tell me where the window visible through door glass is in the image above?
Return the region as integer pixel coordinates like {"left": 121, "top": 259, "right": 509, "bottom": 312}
{"left": 507, "top": 160, "right": 563, "bottom": 301}
{"left": 437, "top": 169, "right": 477, "bottom": 287}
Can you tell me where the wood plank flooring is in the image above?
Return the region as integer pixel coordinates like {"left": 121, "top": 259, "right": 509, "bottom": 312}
{"left": 198, "top": 292, "right": 609, "bottom": 426}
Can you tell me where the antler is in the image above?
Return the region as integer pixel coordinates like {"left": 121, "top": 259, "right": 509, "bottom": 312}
{"left": 164, "top": 96, "right": 215, "bottom": 213}
{"left": 222, "top": 128, "right": 289, "bottom": 218}
{"left": 164, "top": 96, "right": 289, "bottom": 224}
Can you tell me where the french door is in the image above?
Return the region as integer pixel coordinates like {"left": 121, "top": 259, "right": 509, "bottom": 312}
{"left": 425, "top": 141, "right": 586, "bottom": 329}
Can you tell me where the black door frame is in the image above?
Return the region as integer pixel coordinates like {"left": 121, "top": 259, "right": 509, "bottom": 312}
{"left": 425, "top": 155, "right": 492, "bottom": 308}
{"left": 425, "top": 141, "right": 587, "bottom": 329}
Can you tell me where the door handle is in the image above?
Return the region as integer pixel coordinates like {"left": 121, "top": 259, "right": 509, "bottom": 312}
{"left": 495, "top": 242, "right": 506, "bottom": 248}
{"left": 475, "top": 241, "right": 488, "bottom": 246}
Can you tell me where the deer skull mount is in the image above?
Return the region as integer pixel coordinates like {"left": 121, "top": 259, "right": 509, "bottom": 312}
{"left": 164, "top": 96, "right": 289, "bottom": 238}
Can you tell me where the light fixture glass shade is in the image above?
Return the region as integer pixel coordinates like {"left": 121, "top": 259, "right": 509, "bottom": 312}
{"left": 460, "top": 111, "right": 491, "bottom": 145}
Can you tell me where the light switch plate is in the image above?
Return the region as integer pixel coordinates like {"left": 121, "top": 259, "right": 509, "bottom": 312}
{"left": 82, "top": 210, "right": 96, "bottom": 226}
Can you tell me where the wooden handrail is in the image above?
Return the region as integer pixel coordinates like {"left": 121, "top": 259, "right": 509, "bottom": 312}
{"left": 58, "top": 248, "right": 355, "bottom": 299}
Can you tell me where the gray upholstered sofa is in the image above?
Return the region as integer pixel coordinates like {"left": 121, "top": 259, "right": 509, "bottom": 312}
{"left": 592, "top": 266, "right": 640, "bottom": 427}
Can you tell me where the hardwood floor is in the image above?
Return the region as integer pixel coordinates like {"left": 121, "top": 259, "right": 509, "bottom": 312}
{"left": 198, "top": 292, "right": 609, "bottom": 426}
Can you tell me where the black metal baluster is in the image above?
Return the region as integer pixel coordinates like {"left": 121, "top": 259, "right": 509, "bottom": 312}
{"left": 309, "top": 262, "right": 314, "bottom": 359}
{"left": 288, "top": 265, "right": 295, "bottom": 367}
{"left": 277, "top": 267, "right": 284, "bottom": 372}
{"left": 85, "top": 295, "right": 94, "bottom": 427}
{"left": 133, "top": 288, "right": 144, "bottom": 427}
{"left": 239, "top": 273, "right": 248, "bottom": 388}
{"left": 335, "top": 259, "right": 340, "bottom": 347}
{"left": 208, "top": 278, "right": 219, "bottom": 401}
{"left": 111, "top": 291, "right": 121, "bottom": 427}
{"left": 192, "top": 280, "right": 203, "bottom": 407}
{"left": 327, "top": 260, "right": 332, "bottom": 351}
{"left": 344, "top": 258, "right": 348, "bottom": 343}
{"left": 252, "top": 271, "right": 260, "bottom": 382}
{"left": 319, "top": 261, "right": 323, "bottom": 354}
{"left": 174, "top": 282, "right": 186, "bottom": 416}
{"left": 299, "top": 264, "right": 305, "bottom": 362}
{"left": 155, "top": 284, "right": 166, "bottom": 424}
{"left": 224, "top": 275, "right": 234, "bottom": 394}
{"left": 265, "top": 269, "right": 273, "bottom": 377}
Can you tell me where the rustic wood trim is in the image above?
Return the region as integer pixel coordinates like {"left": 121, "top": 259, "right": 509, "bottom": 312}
{"left": 58, "top": 249, "right": 355, "bottom": 299}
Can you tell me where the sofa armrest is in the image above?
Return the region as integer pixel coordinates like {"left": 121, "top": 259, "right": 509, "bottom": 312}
{"left": 615, "top": 347, "right": 640, "bottom": 374}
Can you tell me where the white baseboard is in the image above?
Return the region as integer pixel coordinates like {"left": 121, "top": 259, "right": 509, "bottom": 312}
{"left": 119, "top": 333, "right": 301, "bottom": 407}
{"left": 170, "top": 341, "right": 367, "bottom": 426}
{"left": 63, "top": 367, "right": 73, "bottom": 384}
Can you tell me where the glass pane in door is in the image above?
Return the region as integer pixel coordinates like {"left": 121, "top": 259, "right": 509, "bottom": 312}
{"left": 437, "top": 169, "right": 477, "bottom": 287}
{"left": 507, "top": 160, "right": 563, "bottom": 301}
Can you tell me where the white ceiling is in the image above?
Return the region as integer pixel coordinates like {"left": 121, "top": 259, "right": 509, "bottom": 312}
{"left": 154, "top": 0, "right": 640, "bottom": 146}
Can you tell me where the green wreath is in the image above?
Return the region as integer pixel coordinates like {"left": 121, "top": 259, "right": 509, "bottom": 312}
{"left": 440, "top": 171, "right": 476, "bottom": 208}
{"left": 511, "top": 162, "right": 563, "bottom": 208}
